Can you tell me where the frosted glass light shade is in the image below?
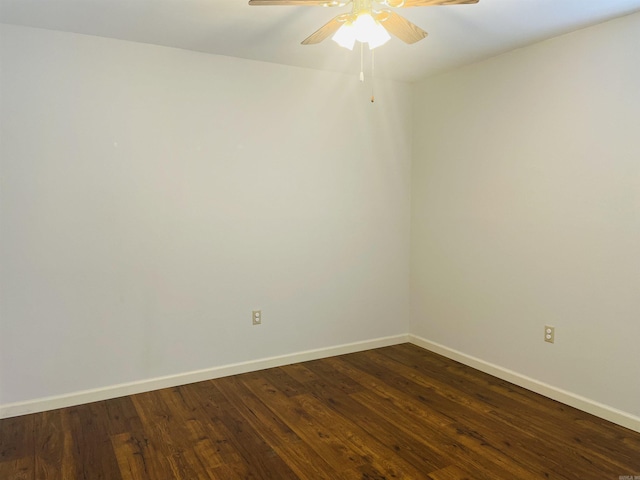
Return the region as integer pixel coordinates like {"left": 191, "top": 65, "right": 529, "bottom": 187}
{"left": 331, "top": 12, "right": 390, "bottom": 51}
{"left": 332, "top": 23, "right": 356, "bottom": 50}
{"left": 366, "top": 23, "right": 390, "bottom": 49}
{"left": 353, "top": 13, "right": 390, "bottom": 49}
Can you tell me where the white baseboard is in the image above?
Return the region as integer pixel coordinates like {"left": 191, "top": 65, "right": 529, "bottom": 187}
{"left": 4, "top": 333, "right": 639, "bottom": 434}
{"left": 409, "top": 334, "right": 640, "bottom": 434}
{"left": 0, "top": 334, "right": 409, "bottom": 419}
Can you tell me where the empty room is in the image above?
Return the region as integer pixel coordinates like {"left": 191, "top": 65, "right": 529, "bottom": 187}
{"left": 1, "top": 0, "right": 639, "bottom": 478}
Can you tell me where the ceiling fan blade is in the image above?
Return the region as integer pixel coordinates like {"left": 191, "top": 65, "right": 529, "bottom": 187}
{"left": 376, "top": 11, "right": 427, "bottom": 44}
{"left": 301, "top": 15, "right": 347, "bottom": 44}
{"left": 248, "top": 0, "right": 348, "bottom": 6}
{"left": 398, "top": 0, "right": 478, "bottom": 6}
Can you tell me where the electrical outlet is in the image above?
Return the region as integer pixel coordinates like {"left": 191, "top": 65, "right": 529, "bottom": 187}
{"left": 544, "top": 325, "right": 555, "bottom": 343}
{"left": 252, "top": 310, "right": 262, "bottom": 325}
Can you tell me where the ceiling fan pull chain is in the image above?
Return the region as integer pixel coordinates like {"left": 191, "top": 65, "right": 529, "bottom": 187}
{"left": 360, "top": 42, "right": 365, "bottom": 82}
{"left": 371, "top": 48, "right": 375, "bottom": 103}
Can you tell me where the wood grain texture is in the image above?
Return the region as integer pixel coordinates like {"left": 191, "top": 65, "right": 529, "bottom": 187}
{"left": 301, "top": 16, "right": 346, "bottom": 45}
{"left": 402, "top": 0, "right": 479, "bottom": 6}
{"left": 1, "top": 343, "right": 639, "bottom": 479}
{"left": 378, "top": 11, "right": 428, "bottom": 44}
{"left": 249, "top": 0, "right": 345, "bottom": 6}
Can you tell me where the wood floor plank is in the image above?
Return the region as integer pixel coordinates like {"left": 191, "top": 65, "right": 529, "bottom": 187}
{"left": 294, "top": 360, "right": 447, "bottom": 473}
{"left": 323, "top": 355, "right": 455, "bottom": 429}
{"left": 75, "top": 402, "right": 124, "bottom": 479}
{"left": 240, "top": 374, "right": 368, "bottom": 474}
{"left": 351, "top": 350, "right": 597, "bottom": 478}
{"left": 0, "top": 457, "right": 32, "bottom": 480}
{"left": 110, "top": 432, "right": 156, "bottom": 480}
{"left": 383, "top": 344, "right": 640, "bottom": 475}
{"left": 33, "top": 409, "right": 76, "bottom": 480}
{"left": 1, "top": 343, "right": 638, "bottom": 479}
{"left": 291, "top": 393, "right": 431, "bottom": 480}
{"left": 131, "top": 391, "right": 203, "bottom": 479}
{"left": 242, "top": 374, "right": 435, "bottom": 479}
{"left": 171, "top": 383, "right": 246, "bottom": 470}
{"left": 341, "top": 351, "right": 489, "bottom": 425}
{"left": 359, "top": 348, "right": 494, "bottom": 413}
{"left": 215, "top": 374, "right": 338, "bottom": 480}
{"left": 102, "top": 396, "right": 145, "bottom": 436}
{"left": 327, "top": 356, "right": 543, "bottom": 479}
{"left": 0, "top": 414, "right": 34, "bottom": 460}
{"left": 199, "top": 380, "right": 301, "bottom": 479}
{"left": 158, "top": 386, "right": 251, "bottom": 479}
{"left": 427, "top": 465, "right": 473, "bottom": 480}
{"left": 0, "top": 414, "right": 34, "bottom": 480}
{"left": 348, "top": 389, "right": 517, "bottom": 478}
{"left": 278, "top": 362, "right": 322, "bottom": 385}
{"left": 183, "top": 419, "right": 225, "bottom": 473}
{"left": 381, "top": 344, "right": 578, "bottom": 423}
{"left": 286, "top": 359, "right": 364, "bottom": 395}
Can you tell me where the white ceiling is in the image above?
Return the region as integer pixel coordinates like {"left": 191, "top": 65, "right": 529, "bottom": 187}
{"left": 1, "top": 0, "right": 640, "bottom": 83}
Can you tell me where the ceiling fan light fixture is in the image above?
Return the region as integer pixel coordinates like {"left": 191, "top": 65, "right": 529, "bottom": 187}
{"left": 366, "top": 20, "right": 391, "bottom": 49}
{"left": 353, "top": 12, "right": 390, "bottom": 49}
{"left": 332, "top": 23, "right": 357, "bottom": 50}
{"left": 332, "top": 12, "right": 390, "bottom": 51}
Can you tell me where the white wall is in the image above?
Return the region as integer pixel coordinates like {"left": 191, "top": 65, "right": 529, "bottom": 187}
{"left": 411, "top": 12, "right": 640, "bottom": 419}
{"left": 3, "top": 11, "right": 639, "bottom": 430}
{"left": 0, "top": 24, "right": 412, "bottom": 405}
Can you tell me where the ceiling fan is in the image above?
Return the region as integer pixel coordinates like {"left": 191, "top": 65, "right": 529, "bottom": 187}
{"left": 248, "top": 0, "right": 479, "bottom": 50}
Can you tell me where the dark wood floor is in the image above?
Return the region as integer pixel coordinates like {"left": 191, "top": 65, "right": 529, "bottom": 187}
{"left": 1, "top": 344, "right": 639, "bottom": 479}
